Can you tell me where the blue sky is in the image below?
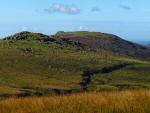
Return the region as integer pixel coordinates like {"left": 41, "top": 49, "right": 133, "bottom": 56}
{"left": 0, "top": 0, "right": 150, "bottom": 42}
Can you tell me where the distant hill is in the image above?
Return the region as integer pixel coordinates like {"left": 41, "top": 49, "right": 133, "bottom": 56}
{"left": 138, "top": 41, "right": 150, "bottom": 45}
{"left": 56, "top": 31, "right": 150, "bottom": 60}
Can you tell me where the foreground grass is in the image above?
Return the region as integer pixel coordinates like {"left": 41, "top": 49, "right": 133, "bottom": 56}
{"left": 0, "top": 90, "right": 149, "bottom": 113}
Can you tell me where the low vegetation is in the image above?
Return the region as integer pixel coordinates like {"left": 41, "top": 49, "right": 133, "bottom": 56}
{"left": 0, "top": 90, "right": 149, "bottom": 113}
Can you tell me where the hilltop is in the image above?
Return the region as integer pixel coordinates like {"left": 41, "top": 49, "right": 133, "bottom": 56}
{"left": 4, "top": 31, "right": 50, "bottom": 40}
{"left": 56, "top": 31, "right": 150, "bottom": 60}
{"left": 0, "top": 31, "right": 150, "bottom": 97}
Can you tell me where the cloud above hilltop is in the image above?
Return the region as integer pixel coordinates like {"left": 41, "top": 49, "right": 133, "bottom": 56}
{"left": 45, "top": 4, "right": 80, "bottom": 15}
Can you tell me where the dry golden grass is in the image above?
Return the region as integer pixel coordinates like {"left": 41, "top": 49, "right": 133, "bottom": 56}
{"left": 0, "top": 90, "right": 149, "bottom": 113}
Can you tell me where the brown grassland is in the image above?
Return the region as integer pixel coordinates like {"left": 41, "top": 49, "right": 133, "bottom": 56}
{"left": 0, "top": 90, "right": 149, "bottom": 113}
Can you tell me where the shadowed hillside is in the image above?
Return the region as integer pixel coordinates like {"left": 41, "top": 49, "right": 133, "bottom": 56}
{"left": 56, "top": 31, "right": 150, "bottom": 60}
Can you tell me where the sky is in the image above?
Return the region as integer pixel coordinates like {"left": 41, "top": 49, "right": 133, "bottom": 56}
{"left": 0, "top": 0, "right": 150, "bottom": 42}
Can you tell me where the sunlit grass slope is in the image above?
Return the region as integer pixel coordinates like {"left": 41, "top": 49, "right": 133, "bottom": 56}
{"left": 0, "top": 31, "right": 150, "bottom": 96}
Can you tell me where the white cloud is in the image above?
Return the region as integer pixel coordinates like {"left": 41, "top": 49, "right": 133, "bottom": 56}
{"left": 21, "top": 26, "right": 28, "bottom": 31}
{"left": 45, "top": 4, "right": 80, "bottom": 15}
{"left": 77, "top": 26, "right": 89, "bottom": 31}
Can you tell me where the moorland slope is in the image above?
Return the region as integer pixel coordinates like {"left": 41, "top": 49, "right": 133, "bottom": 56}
{"left": 0, "top": 31, "right": 149, "bottom": 96}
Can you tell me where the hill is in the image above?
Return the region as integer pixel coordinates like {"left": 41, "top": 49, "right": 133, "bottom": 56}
{"left": 56, "top": 31, "right": 150, "bottom": 60}
{"left": 0, "top": 31, "right": 150, "bottom": 97}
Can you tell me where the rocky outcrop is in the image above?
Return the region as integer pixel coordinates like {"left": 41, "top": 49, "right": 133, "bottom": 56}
{"left": 4, "top": 31, "right": 50, "bottom": 41}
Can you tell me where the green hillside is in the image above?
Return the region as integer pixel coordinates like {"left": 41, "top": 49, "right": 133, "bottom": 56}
{"left": 0, "top": 31, "right": 150, "bottom": 97}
